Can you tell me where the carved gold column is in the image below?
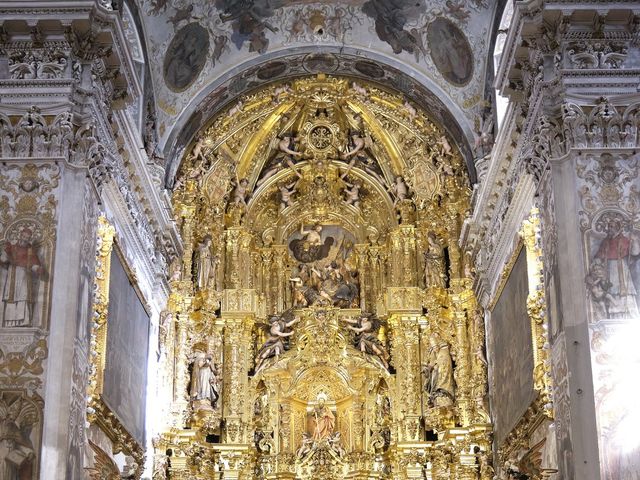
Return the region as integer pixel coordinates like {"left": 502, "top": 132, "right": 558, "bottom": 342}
{"left": 273, "top": 245, "right": 287, "bottom": 313}
{"left": 221, "top": 315, "right": 254, "bottom": 444}
{"left": 431, "top": 450, "right": 450, "bottom": 480}
{"left": 355, "top": 244, "right": 368, "bottom": 310}
{"left": 238, "top": 229, "right": 253, "bottom": 288}
{"left": 225, "top": 228, "right": 241, "bottom": 289}
{"left": 389, "top": 230, "right": 402, "bottom": 285}
{"left": 452, "top": 309, "right": 472, "bottom": 426}
{"left": 278, "top": 400, "right": 292, "bottom": 453}
{"left": 260, "top": 248, "right": 274, "bottom": 311}
{"left": 388, "top": 312, "right": 421, "bottom": 442}
{"left": 402, "top": 225, "right": 418, "bottom": 287}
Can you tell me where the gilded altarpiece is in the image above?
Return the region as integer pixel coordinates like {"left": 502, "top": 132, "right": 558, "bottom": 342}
{"left": 154, "top": 77, "right": 493, "bottom": 479}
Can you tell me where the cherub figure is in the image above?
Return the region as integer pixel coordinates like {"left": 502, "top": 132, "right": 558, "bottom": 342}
{"left": 343, "top": 179, "right": 362, "bottom": 208}
{"left": 388, "top": 175, "right": 408, "bottom": 205}
{"left": 279, "top": 179, "right": 299, "bottom": 211}
{"left": 231, "top": 177, "right": 250, "bottom": 207}
{"left": 296, "top": 432, "right": 315, "bottom": 459}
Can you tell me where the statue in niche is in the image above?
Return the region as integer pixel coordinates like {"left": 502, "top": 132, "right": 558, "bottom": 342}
{"left": 312, "top": 393, "right": 335, "bottom": 441}
{"left": 423, "top": 232, "right": 446, "bottom": 288}
{"left": 342, "top": 314, "right": 390, "bottom": 369}
{"left": 256, "top": 311, "right": 299, "bottom": 369}
{"left": 121, "top": 456, "right": 138, "bottom": 479}
{"left": 189, "top": 351, "right": 220, "bottom": 410}
{"left": 423, "top": 333, "right": 455, "bottom": 407}
{"left": 169, "top": 256, "right": 182, "bottom": 282}
{"left": 194, "top": 236, "right": 216, "bottom": 290}
{"left": 0, "top": 395, "right": 36, "bottom": 479}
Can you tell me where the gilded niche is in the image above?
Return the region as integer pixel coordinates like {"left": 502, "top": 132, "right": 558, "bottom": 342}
{"left": 155, "top": 75, "right": 491, "bottom": 480}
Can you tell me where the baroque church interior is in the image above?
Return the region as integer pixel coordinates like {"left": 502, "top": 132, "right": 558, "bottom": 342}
{"left": 0, "top": 0, "right": 639, "bottom": 479}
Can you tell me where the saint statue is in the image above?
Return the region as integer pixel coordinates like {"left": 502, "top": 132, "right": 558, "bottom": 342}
{"left": 312, "top": 395, "right": 335, "bottom": 441}
{"left": 1, "top": 228, "right": 43, "bottom": 327}
{"left": 189, "top": 351, "right": 220, "bottom": 409}
{"left": 423, "top": 333, "right": 455, "bottom": 407}
{"left": 424, "top": 232, "right": 446, "bottom": 289}
{"left": 194, "top": 236, "right": 217, "bottom": 290}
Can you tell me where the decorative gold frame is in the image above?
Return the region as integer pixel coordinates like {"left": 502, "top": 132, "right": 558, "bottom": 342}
{"left": 86, "top": 215, "right": 144, "bottom": 475}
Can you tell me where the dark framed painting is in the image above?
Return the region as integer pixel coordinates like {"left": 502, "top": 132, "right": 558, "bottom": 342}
{"left": 103, "top": 248, "right": 150, "bottom": 445}
{"left": 489, "top": 247, "right": 536, "bottom": 445}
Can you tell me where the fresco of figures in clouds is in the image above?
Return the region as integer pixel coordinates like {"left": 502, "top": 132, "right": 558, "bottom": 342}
{"left": 134, "top": 0, "right": 492, "bottom": 146}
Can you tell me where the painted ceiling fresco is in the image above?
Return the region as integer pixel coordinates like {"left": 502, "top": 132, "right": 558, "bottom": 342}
{"left": 136, "top": 0, "right": 498, "bottom": 153}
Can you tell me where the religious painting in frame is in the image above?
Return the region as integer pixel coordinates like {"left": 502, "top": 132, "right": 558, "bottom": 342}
{"left": 102, "top": 246, "right": 150, "bottom": 445}
{"left": 488, "top": 245, "right": 536, "bottom": 445}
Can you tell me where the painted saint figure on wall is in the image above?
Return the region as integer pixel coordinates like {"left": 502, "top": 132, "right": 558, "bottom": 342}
{"left": 1, "top": 228, "right": 43, "bottom": 327}
{"left": 587, "top": 214, "right": 640, "bottom": 319}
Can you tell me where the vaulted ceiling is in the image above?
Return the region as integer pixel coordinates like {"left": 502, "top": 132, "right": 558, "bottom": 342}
{"left": 131, "top": 0, "right": 505, "bottom": 181}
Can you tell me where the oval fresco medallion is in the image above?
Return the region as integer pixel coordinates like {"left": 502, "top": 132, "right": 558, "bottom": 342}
{"left": 426, "top": 17, "right": 473, "bottom": 87}
{"left": 163, "top": 23, "right": 210, "bottom": 92}
{"left": 302, "top": 53, "right": 339, "bottom": 74}
{"left": 354, "top": 60, "right": 385, "bottom": 79}
{"left": 257, "top": 61, "right": 288, "bottom": 80}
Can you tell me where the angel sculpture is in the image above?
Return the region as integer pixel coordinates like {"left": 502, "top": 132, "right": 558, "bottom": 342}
{"left": 296, "top": 432, "right": 315, "bottom": 459}
{"left": 339, "top": 131, "right": 384, "bottom": 185}
{"left": 342, "top": 314, "right": 390, "bottom": 369}
{"left": 257, "top": 135, "right": 303, "bottom": 186}
{"left": 255, "top": 311, "right": 300, "bottom": 370}
{"left": 0, "top": 395, "right": 36, "bottom": 479}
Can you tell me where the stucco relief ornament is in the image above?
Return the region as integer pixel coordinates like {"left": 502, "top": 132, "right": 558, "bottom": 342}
{"left": 8, "top": 49, "right": 68, "bottom": 79}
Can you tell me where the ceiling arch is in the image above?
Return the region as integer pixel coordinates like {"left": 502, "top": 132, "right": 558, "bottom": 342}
{"left": 134, "top": 0, "right": 503, "bottom": 186}
{"left": 162, "top": 47, "right": 480, "bottom": 187}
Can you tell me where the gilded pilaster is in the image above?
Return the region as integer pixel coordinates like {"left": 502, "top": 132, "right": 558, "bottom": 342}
{"left": 388, "top": 314, "right": 421, "bottom": 442}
